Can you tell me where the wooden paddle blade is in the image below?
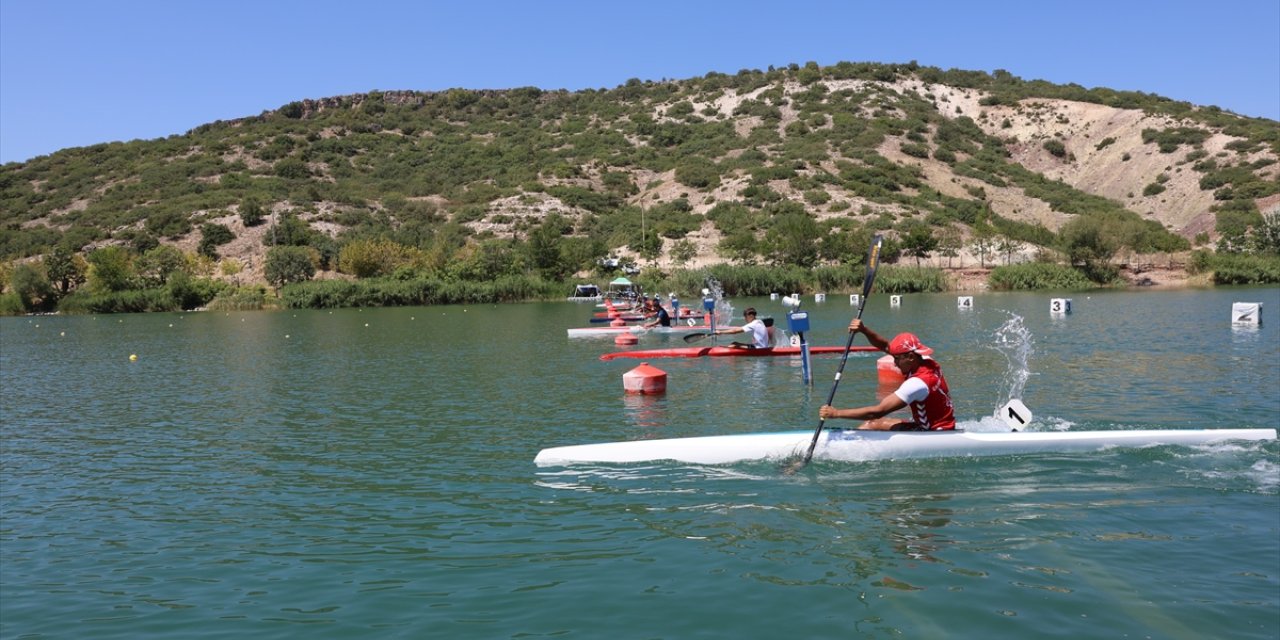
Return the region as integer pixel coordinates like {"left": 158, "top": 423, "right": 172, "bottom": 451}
{"left": 683, "top": 332, "right": 713, "bottom": 343}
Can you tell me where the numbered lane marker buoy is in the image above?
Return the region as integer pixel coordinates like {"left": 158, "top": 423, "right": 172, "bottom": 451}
{"left": 997, "top": 399, "right": 1032, "bottom": 431}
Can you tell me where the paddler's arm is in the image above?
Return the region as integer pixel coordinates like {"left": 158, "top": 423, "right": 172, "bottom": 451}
{"left": 714, "top": 326, "right": 744, "bottom": 336}
{"left": 848, "top": 319, "right": 890, "bottom": 352}
{"left": 820, "top": 393, "right": 907, "bottom": 422}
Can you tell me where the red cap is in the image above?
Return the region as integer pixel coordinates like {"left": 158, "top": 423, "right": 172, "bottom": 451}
{"left": 888, "top": 332, "right": 930, "bottom": 356}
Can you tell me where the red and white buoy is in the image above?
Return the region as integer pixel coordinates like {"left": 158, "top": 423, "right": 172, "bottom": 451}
{"left": 623, "top": 362, "right": 667, "bottom": 395}
{"left": 614, "top": 333, "right": 638, "bottom": 346}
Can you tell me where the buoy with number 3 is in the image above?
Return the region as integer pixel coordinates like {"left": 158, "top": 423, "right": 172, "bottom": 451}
{"left": 623, "top": 362, "right": 667, "bottom": 395}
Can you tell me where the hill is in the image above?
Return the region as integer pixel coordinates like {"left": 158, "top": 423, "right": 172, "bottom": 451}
{"left": 2, "top": 61, "right": 1278, "bottom": 304}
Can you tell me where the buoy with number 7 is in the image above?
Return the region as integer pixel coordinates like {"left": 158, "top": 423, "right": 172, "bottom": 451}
{"left": 998, "top": 399, "right": 1033, "bottom": 431}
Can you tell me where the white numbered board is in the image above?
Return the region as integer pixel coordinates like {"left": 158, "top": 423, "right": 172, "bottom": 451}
{"left": 849, "top": 294, "right": 860, "bottom": 306}
{"left": 1231, "top": 302, "right": 1262, "bottom": 326}
{"left": 997, "top": 399, "right": 1033, "bottom": 430}
{"left": 890, "top": 295, "right": 902, "bottom": 307}
{"left": 957, "top": 296, "right": 974, "bottom": 309}
{"left": 1050, "top": 298, "right": 1072, "bottom": 315}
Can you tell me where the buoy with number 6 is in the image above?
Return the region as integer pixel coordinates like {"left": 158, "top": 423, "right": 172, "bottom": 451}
{"left": 623, "top": 362, "right": 667, "bottom": 395}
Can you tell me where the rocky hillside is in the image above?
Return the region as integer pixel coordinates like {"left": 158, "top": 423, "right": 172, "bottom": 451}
{"left": 2, "top": 61, "right": 1277, "bottom": 286}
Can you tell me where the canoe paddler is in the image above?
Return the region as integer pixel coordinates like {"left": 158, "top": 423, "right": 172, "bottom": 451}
{"left": 641, "top": 296, "right": 671, "bottom": 328}
{"left": 713, "top": 307, "right": 769, "bottom": 349}
{"left": 819, "top": 320, "right": 956, "bottom": 431}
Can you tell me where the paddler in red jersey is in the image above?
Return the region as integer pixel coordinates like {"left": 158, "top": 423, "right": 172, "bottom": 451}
{"left": 819, "top": 320, "right": 956, "bottom": 431}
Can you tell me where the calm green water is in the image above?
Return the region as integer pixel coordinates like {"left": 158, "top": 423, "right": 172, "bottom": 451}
{"left": 3, "top": 287, "right": 1278, "bottom": 639}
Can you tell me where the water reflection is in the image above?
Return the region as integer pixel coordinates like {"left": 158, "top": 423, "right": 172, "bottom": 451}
{"left": 622, "top": 393, "right": 669, "bottom": 434}
{"left": 872, "top": 494, "right": 954, "bottom": 565}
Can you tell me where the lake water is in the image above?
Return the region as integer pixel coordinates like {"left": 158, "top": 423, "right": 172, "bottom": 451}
{"left": 3, "top": 287, "right": 1279, "bottom": 639}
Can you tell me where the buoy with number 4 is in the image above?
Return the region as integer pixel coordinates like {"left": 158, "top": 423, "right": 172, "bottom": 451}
{"left": 623, "top": 362, "right": 667, "bottom": 395}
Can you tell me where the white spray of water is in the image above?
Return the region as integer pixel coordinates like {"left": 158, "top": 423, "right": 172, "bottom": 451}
{"left": 990, "top": 312, "right": 1035, "bottom": 416}
{"left": 702, "top": 275, "right": 736, "bottom": 323}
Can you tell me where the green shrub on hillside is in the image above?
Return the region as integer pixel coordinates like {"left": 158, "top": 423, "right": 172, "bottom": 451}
{"left": 988, "top": 263, "right": 1095, "bottom": 290}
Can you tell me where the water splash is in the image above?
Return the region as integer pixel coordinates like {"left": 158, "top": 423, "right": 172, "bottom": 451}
{"left": 989, "top": 312, "right": 1035, "bottom": 411}
{"left": 702, "top": 274, "right": 735, "bottom": 322}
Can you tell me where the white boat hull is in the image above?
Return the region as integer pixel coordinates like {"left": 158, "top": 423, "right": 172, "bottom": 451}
{"left": 534, "top": 428, "right": 1277, "bottom": 466}
{"left": 566, "top": 324, "right": 729, "bottom": 337}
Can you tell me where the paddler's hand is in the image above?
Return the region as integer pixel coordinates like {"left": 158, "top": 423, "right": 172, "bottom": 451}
{"left": 819, "top": 404, "right": 837, "bottom": 420}
{"left": 848, "top": 319, "right": 864, "bottom": 334}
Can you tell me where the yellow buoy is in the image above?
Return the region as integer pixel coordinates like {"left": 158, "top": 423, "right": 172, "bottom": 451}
{"left": 129, "top": 354, "right": 138, "bottom": 361}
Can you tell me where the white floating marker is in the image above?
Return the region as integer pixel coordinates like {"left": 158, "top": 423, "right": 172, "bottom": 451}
{"left": 770, "top": 293, "right": 779, "bottom": 300}
{"left": 1231, "top": 302, "right": 1262, "bottom": 326}
{"left": 814, "top": 293, "right": 826, "bottom": 302}
{"left": 1050, "top": 298, "right": 1072, "bottom": 315}
{"left": 890, "top": 295, "right": 902, "bottom": 307}
{"left": 997, "top": 399, "right": 1033, "bottom": 431}
{"left": 957, "top": 296, "right": 974, "bottom": 309}
{"left": 849, "top": 294, "right": 860, "bottom": 306}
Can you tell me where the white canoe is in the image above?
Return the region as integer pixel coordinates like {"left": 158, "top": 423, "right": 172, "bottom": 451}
{"left": 566, "top": 324, "right": 731, "bottom": 338}
{"left": 533, "top": 428, "right": 1277, "bottom": 466}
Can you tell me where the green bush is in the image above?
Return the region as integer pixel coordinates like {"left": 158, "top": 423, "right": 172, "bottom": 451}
{"left": 871, "top": 266, "right": 948, "bottom": 293}
{"left": 264, "top": 246, "right": 318, "bottom": 287}
{"left": 206, "top": 286, "right": 268, "bottom": 311}
{"left": 1043, "top": 140, "right": 1067, "bottom": 158}
{"left": 57, "top": 288, "right": 179, "bottom": 314}
{"left": 1194, "top": 252, "right": 1280, "bottom": 284}
{"left": 988, "top": 263, "right": 1095, "bottom": 290}
{"left": 0, "top": 292, "right": 26, "bottom": 315}
{"left": 198, "top": 223, "right": 235, "bottom": 258}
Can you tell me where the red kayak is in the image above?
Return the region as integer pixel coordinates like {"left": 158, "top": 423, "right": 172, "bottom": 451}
{"left": 600, "top": 345, "right": 881, "bottom": 361}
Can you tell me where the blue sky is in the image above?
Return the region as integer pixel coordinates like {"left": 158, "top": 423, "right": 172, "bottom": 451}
{"left": 2, "top": 0, "right": 1277, "bottom": 165}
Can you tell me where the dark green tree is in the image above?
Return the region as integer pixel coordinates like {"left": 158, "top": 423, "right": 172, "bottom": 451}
{"left": 240, "top": 198, "right": 266, "bottom": 226}
{"left": 135, "top": 245, "right": 188, "bottom": 286}
{"left": 198, "top": 223, "right": 235, "bottom": 258}
{"left": 264, "top": 246, "right": 317, "bottom": 288}
{"left": 87, "top": 246, "right": 136, "bottom": 293}
{"left": 43, "top": 245, "right": 86, "bottom": 294}
{"left": 900, "top": 222, "right": 939, "bottom": 267}
{"left": 763, "top": 213, "right": 821, "bottom": 267}
{"left": 10, "top": 262, "right": 53, "bottom": 311}
{"left": 1058, "top": 216, "right": 1118, "bottom": 271}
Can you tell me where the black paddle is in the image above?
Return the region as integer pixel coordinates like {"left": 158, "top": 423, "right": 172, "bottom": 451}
{"left": 683, "top": 330, "right": 713, "bottom": 343}
{"left": 788, "top": 234, "right": 883, "bottom": 472}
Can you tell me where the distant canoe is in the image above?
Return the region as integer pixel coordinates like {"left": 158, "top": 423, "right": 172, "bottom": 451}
{"left": 600, "top": 345, "right": 881, "bottom": 360}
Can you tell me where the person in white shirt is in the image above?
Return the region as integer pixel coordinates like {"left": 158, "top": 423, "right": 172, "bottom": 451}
{"left": 714, "top": 307, "right": 769, "bottom": 349}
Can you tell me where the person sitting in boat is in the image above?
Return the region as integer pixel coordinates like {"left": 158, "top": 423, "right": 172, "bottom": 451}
{"left": 819, "top": 320, "right": 956, "bottom": 431}
{"left": 713, "top": 307, "right": 769, "bottom": 349}
{"left": 641, "top": 296, "right": 671, "bottom": 328}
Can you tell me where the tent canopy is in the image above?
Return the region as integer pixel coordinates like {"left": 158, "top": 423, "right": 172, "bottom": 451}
{"left": 608, "top": 277, "right": 633, "bottom": 286}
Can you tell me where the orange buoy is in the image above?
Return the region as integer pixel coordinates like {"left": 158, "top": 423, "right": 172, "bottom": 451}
{"left": 610, "top": 317, "right": 626, "bottom": 327}
{"left": 877, "top": 354, "right": 905, "bottom": 384}
{"left": 614, "top": 333, "right": 639, "bottom": 346}
{"left": 623, "top": 362, "right": 667, "bottom": 395}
